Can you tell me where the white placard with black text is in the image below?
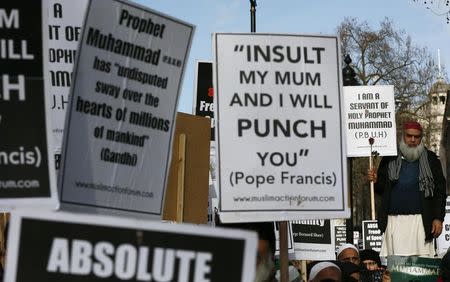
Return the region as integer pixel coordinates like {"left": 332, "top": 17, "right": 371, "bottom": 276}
{"left": 274, "top": 222, "right": 295, "bottom": 258}
{"left": 214, "top": 33, "right": 348, "bottom": 222}
{"left": 436, "top": 196, "right": 450, "bottom": 255}
{"left": 292, "top": 219, "right": 336, "bottom": 260}
{"left": 59, "top": 0, "right": 194, "bottom": 219}
{"left": 43, "top": 0, "right": 88, "bottom": 157}
{"left": 343, "top": 85, "right": 397, "bottom": 157}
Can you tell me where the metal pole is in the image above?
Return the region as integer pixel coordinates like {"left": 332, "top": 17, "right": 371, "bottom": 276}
{"left": 250, "top": 0, "right": 256, "bottom": 32}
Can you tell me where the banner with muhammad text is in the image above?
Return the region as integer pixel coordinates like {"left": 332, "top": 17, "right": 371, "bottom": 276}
{"left": 343, "top": 85, "right": 397, "bottom": 157}
{"left": 5, "top": 210, "right": 257, "bottom": 282}
{"left": 388, "top": 256, "right": 440, "bottom": 282}
{"left": 43, "top": 0, "right": 89, "bottom": 170}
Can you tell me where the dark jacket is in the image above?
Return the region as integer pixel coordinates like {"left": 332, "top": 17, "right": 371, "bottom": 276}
{"left": 375, "top": 149, "right": 447, "bottom": 241}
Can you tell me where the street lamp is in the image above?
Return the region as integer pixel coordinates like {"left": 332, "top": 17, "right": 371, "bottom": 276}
{"left": 249, "top": 0, "right": 257, "bottom": 32}
{"left": 343, "top": 55, "right": 360, "bottom": 87}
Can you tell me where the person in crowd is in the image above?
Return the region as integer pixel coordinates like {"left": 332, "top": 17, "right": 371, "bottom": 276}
{"left": 359, "top": 249, "right": 382, "bottom": 271}
{"left": 307, "top": 261, "right": 341, "bottom": 282}
{"left": 367, "top": 120, "right": 446, "bottom": 256}
{"left": 338, "top": 261, "right": 359, "bottom": 282}
{"left": 216, "top": 216, "right": 276, "bottom": 282}
{"left": 251, "top": 223, "right": 276, "bottom": 282}
{"left": 359, "top": 249, "right": 391, "bottom": 282}
{"left": 290, "top": 260, "right": 305, "bottom": 281}
{"left": 275, "top": 265, "right": 302, "bottom": 282}
{"left": 336, "top": 243, "right": 360, "bottom": 265}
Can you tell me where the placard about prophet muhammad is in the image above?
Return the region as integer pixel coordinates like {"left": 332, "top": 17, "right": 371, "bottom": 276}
{"left": 59, "top": 0, "right": 194, "bottom": 219}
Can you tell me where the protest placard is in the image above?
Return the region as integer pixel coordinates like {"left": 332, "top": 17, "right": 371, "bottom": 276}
{"left": 388, "top": 256, "right": 440, "bottom": 282}
{"left": 0, "top": 0, "right": 58, "bottom": 208}
{"left": 334, "top": 225, "right": 346, "bottom": 252}
{"left": 162, "top": 113, "right": 210, "bottom": 224}
{"left": 5, "top": 210, "right": 257, "bottom": 282}
{"left": 192, "top": 61, "right": 218, "bottom": 226}
{"left": 292, "top": 219, "right": 335, "bottom": 260}
{"left": 343, "top": 85, "right": 397, "bottom": 157}
{"left": 274, "top": 221, "right": 295, "bottom": 258}
{"left": 213, "top": 33, "right": 348, "bottom": 222}
{"left": 193, "top": 61, "right": 214, "bottom": 141}
{"left": 59, "top": 0, "right": 194, "bottom": 219}
{"left": 43, "top": 0, "right": 88, "bottom": 170}
{"left": 362, "top": 220, "right": 382, "bottom": 252}
{"left": 436, "top": 196, "right": 450, "bottom": 255}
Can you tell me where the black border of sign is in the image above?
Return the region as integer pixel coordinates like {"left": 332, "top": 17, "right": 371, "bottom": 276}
{"left": 60, "top": 0, "right": 194, "bottom": 215}
{"left": 214, "top": 33, "right": 345, "bottom": 213}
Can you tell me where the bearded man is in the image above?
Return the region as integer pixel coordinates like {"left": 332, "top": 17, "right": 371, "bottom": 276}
{"left": 367, "top": 121, "right": 446, "bottom": 256}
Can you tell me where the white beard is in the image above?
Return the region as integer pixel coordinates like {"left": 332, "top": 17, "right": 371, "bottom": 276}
{"left": 254, "top": 254, "right": 274, "bottom": 282}
{"left": 399, "top": 138, "right": 425, "bottom": 162}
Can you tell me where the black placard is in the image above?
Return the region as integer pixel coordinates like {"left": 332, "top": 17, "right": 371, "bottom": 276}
{"left": 362, "top": 220, "right": 382, "bottom": 251}
{"left": 13, "top": 217, "right": 246, "bottom": 282}
{"left": 194, "top": 61, "right": 214, "bottom": 140}
{"left": 0, "top": 0, "right": 51, "bottom": 198}
{"left": 292, "top": 220, "right": 331, "bottom": 244}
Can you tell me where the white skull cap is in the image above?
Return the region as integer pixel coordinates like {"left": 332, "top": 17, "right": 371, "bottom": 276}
{"left": 336, "top": 243, "right": 359, "bottom": 258}
{"left": 308, "top": 262, "right": 340, "bottom": 282}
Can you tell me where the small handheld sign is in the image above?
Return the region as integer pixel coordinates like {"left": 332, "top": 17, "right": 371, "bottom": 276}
{"left": 292, "top": 219, "right": 336, "bottom": 260}
{"left": 362, "top": 220, "right": 382, "bottom": 252}
{"left": 343, "top": 85, "right": 397, "bottom": 157}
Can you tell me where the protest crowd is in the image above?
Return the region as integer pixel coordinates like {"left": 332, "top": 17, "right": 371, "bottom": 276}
{"left": 1, "top": 0, "right": 450, "bottom": 282}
